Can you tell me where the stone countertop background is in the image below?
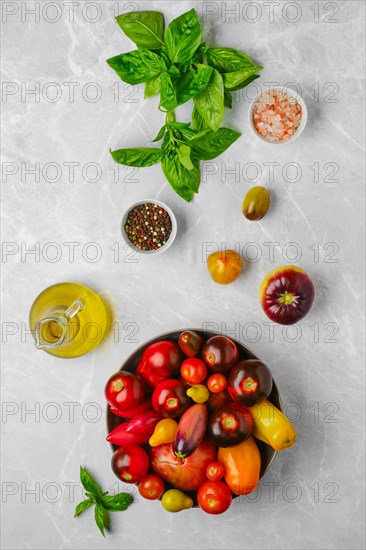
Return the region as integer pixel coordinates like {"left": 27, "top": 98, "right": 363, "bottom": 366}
{"left": 1, "top": 1, "right": 365, "bottom": 549}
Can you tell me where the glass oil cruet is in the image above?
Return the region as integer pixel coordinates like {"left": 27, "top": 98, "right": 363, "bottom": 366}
{"left": 29, "top": 282, "right": 109, "bottom": 358}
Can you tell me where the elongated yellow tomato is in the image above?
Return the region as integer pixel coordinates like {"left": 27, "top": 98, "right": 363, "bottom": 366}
{"left": 162, "top": 489, "right": 193, "bottom": 513}
{"left": 149, "top": 419, "right": 178, "bottom": 447}
{"left": 249, "top": 400, "right": 296, "bottom": 451}
{"left": 218, "top": 436, "right": 260, "bottom": 496}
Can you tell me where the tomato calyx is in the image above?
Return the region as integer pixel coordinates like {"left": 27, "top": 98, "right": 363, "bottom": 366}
{"left": 206, "top": 352, "right": 215, "bottom": 366}
{"left": 111, "top": 379, "right": 124, "bottom": 392}
{"left": 279, "top": 291, "right": 298, "bottom": 306}
{"left": 221, "top": 414, "right": 239, "bottom": 432}
{"left": 241, "top": 376, "right": 258, "bottom": 394}
{"left": 121, "top": 471, "right": 132, "bottom": 481}
{"left": 166, "top": 397, "right": 179, "bottom": 410}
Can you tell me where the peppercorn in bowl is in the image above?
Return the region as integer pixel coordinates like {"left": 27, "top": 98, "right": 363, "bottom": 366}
{"left": 121, "top": 200, "right": 177, "bottom": 255}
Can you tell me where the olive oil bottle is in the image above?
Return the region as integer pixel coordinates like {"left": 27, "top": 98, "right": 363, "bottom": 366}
{"left": 29, "top": 282, "right": 109, "bottom": 358}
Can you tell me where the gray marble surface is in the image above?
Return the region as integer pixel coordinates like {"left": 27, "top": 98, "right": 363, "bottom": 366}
{"left": 1, "top": 1, "right": 365, "bottom": 549}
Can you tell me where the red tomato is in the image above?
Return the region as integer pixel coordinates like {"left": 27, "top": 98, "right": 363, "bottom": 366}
{"left": 206, "top": 461, "right": 225, "bottom": 481}
{"left": 207, "top": 373, "right": 227, "bottom": 394}
{"left": 180, "top": 358, "right": 207, "bottom": 385}
{"left": 111, "top": 444, "right": 149, "bottom": 484}
{"left": 105, "top": 372, "right": 145, "bottom": 411}
{"left": 136, "top": 340, "right": 184, "bottom": 388}
{"left": 138, "top": 474, "right": 165, "bottom": 500}
{"left": 197, "top": 480, "right": 232, "bottom": 514}
{"left": 152, "top": 379, "right": 191, "bottom": 418}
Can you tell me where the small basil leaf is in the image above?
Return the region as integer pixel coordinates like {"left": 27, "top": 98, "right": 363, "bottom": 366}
{"left": 175, "top": 64, "right": 213, "bottom": 106}
{"left": 192, "top": 106, "right": 208, "bottom": 132}
{"left": 94, "top": 504, "right": 105, "bottom": 537}
{"left": 101, "top": 493, "right": 133, "bottom": 512}
{"left": 190, "top": 127, "right": 240, "bottom": 160}
{"left": 206, "top": 47, "right": 256, "bottom": 73}
{"left": 115, "top": 11, "right": 164, "bottom": 50}
{"left": 111, "top": 147, "right": 163, "bottom": 167}
{"left": 192, "top": 42, "right": 207, "bottom": 63}
{"left": 107, "top": 49, "right": 165, "bottom": 85}
{"left": 225, "top": 74, "right": 260, "bottom": 92}
{"left": 194, "top": 68, "right": 224, "bottom": 132}
{"left": 223, "top": 66, "right": 263, "bottom": 90}
{"left": 164, "top": 9, "right": 202, "bottom": 65}
{"left": 151, "top": 125, "right": 166, "bottom": 142}
{"left": 167, "top": 121, "right": 191, "bottom": 130}
{"left": 80, "top": 467, "right": 102, "bottom": 496}
{"left": 177, "top": 144, "right": 194, "bottom": 171}
{"left": 74, "top": 499, "right": 92, "bottom": 518}
{"left": 159, "top": 72, "right": 177, "bottom": 110}
{"left": 224, "top": 90, "right": 233, "bottom": 108}
{"left": 168, "top": 65, "right": 180, "bottom": 77}
{"left": 161, "top": 155, "right": 200, "bottom": 201}
{"left": 144, "top": 76, "right": 161, "bottom": 98}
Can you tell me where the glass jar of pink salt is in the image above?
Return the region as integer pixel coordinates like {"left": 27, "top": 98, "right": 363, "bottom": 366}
{"left": 249, "top": 86, "right": 307, "bottom": 144}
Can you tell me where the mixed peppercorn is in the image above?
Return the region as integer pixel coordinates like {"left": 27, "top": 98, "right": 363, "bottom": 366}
{"left": 124, "top": 203, "right": 173, "bottom": 251}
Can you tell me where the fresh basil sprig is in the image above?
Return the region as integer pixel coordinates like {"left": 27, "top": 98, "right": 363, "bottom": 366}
{"left": 74, "top": 466, "right": 133, "bottom": 537}
{"left": 107, "top": 9, "right": 264, "bottom": 201}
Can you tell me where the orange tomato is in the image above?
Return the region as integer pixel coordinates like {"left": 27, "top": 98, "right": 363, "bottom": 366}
{"left": 207, "top": 250, "right": 242, "bottom": 285}
{"left": 218, "top": 436, "right": 261, "bottom": 496}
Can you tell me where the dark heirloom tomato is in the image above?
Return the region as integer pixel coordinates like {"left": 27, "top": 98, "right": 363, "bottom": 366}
{"left": 197, "top": 480, "right": 232, "bottom": 514}
{"left": 112, "top": 444, "right": 149, "bottom": 484}
{"left": 152, "top": 379, "right": 191, "bottom": 418}
{"left": 208, "top": 402, "right": 253, "bottom": 447}
{"left": 228, "top": 360, "right": 272, "bottom": 407}
{"left": 259, "top": 266, "right": 315, "bottom": 325}
{"left": 136, "top": 340, "right": 184, "bottom": 388}
{"left": 206, "top": 389, "right": 231, "bottom": 413}
{"left": 178, "top": 330, "right": 203, "bottom": 357}
{"left": 105, "top": 371, "right": 145, "bottom": 411}
{"left": 201, "top": 336, "right": 239, "bottom": 373}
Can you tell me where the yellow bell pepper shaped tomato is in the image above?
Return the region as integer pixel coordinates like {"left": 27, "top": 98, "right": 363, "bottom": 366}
{"left": 186, "top": 384, "right": 209, "bottom": 403}
{"left": 149, "top": 418, "right": 178, "bottom": 447}
{"left": 162, "top": 489, "right": 193, "bottom": 513}
{"left": 249, "top": 400, "right": 296, "bottom": 451}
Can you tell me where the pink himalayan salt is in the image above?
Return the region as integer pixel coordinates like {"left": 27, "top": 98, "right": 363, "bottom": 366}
{"left": 253, "top": 90, "right": 302, "bottom": 142}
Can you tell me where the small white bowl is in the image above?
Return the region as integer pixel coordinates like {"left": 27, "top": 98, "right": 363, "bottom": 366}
{"left": 249, "top": 85, "right": 308, "bottom": 144}
{"left": 121, "top": 199, "right": 177, "bottom": 255}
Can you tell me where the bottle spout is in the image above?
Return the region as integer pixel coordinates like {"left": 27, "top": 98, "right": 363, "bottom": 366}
{"left": 34, "top": 298, "right": 84, "bottom": 351}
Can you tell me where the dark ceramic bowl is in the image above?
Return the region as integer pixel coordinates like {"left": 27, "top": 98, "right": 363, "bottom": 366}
{"left": 107, "top": 329, "right": 281, "bottom": 500}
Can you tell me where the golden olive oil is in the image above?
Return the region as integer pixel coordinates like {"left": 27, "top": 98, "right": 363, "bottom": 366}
{"left": 29, "top": 282, "right": 109, "bottom": 358}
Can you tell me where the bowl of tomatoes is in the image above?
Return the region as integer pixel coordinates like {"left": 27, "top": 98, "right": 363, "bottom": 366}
{"left": 105, "top": 329, "right": 295, "bottom": 514}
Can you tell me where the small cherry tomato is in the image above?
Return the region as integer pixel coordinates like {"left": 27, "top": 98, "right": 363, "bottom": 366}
{"left": 197, "top": 480, "right": 232, "bottom": 514}
{"left": 105, "top": 372, "right": 145, "bottom": 411}
{"left": 206, "top": 461, "right": 225, "bottom": 481}
{"left": 180, "top": 358, "right": 207, "bottom": 385}
{"left": 138, "top": 474, "right": 165, "bottom": 500}
{"left": 178, "top": 331, "right": 203, "bottom": 358}
{"left": 111, "top": 444, "right": 149, "bottom": 484}
{"left": 207, "top": 373, "right": 227, "bottom": 394}
{"left": 152, "top": 379, "right": 191, "bottom": 418}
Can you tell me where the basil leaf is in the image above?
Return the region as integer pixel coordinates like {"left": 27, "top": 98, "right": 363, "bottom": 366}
{"left": 192, "top": 42, "right": 207, "bottom": 63}
{"left": 168, "top": 65, "right": 180, "bottom": 77}
{"left": 159, "top": 72, "right": 177, "bottom": 110}
{"left": 101, "top": 493, "right": 133, "bottom": 512}
{"left": 162, "top": 154, "right": 200, "bottom": 201}
{"left": 151, "top": 125, "right": 166, "bottom": 142}
{"left": 111, "top": 147, "right": 163, "bottom": 167}
{"left": 177, "top": 144, "right": 194, "bottom": 170}
{"left": 94, "top": 504, "right": 105, "bottom": 537}
{"left": 115, "top": 11, "right": 164, "bottom": 50}
{"left": 168, "top": 121, "right": 191, "bottom": 130}
{"left": 223, "top": 66, "right": 263, "bottom": 90}
{"left": 194, "top": 68, "right": 224, "bottom": 132}
{"left": 107, "top": 49, "right": 165, "bottom": 85}
{"left": 226, "top": 74, "right": 260, "bottom": 92}
{"left": 164, "top": 9, "right": 202, "bottom": 64}
{"left": 74, "top": 499, "right": 93, "bottom": 518}
{"left": 192, "top": 106, "right": 208, "bottom": 132}
{"left": 80, "top": 467, "right": 102, "bottom": 495}
{"left": 224, "top": 90, "right": 232, "bottom": 108}
{"left": 190, "top": 127, "right": 240, "bottom": 160}
{"left": 175, "top": 64, "right": 212, "bottom": 106}
{"left": 206, "top": 47, "right": 256, "bottom": 73}
{"left": 144, "top": 76, "right": 161, "bottom": 98}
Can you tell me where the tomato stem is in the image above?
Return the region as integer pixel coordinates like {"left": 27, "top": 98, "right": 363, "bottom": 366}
{"left": 279, "top": 291, "right": 297, "bottom": 305}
